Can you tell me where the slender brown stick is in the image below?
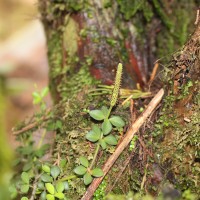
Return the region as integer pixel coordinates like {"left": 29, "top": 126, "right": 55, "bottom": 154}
{"left": 12, "top": 116, "right": 49, "bottom": 135}
{"left": 148, "top": 62, "right": 159, "bottom": 84}
{"left": 81, "top": 88, "right": 164, "bottom": 200}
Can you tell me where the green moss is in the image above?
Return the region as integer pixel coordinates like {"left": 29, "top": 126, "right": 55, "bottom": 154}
{"left": 116, "top": 0, "right": 144, "bottom": 20}
{"left": 152, "top": 78, "right": 200, "bottom": 195}
{"left": 63, "top": 16, "right": 79, "bottom": 57}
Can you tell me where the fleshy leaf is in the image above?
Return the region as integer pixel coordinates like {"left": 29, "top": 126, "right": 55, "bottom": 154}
{"left": 37, "top": 182, "right": 45, "bottom": 190}
{"left": 92, "top": 124, "right": 101, "bottom": 135}
{"left": 50, "top": 166, "right": 61, "bottom": 179}
{"left": 21, "top": 172, "right": 29, "bottom": 184}
{"left": 21, "top": 197, "right": 28, "bottom": 200}
{"left": 101, "top": 106, "right": 109, "bottom": 117}
{"left": 21, "top": 184, "right": 29, "bottom": 194}
{"left": 45, "top": 183, "right": 55, "bottom": 195}
{"left": 100, "top": 139, "right": 107, "bottom": 150}
{"left": 104, "top": 135, "right": 118, "bottom": 145}
{"left": 40, "top": 191, "right": 46, "bottom": 200}
{"left": 32, "top": 92, "right": 41, "bottom": 104}
{"left": 74, "top": 165, "right": 87, "bottom": 175}
{"left": 46, "top": 194, "right": 55, "bottom": 200}
{"left": 102, "top": 119, "right": 112, "bottom": 135}
{"left": 109, "top": 116, "right": 125, "bottom": 128}
{"left": 23, "top": 163, "right": 32, "bottom": 171}
{"left": 63, "top": 181, "right": 69, "bottom": 191}
{"left": 54, "top": 192, "right": 65, "bottom": 199}
{"left": 41, "top": 87, "right": 49, "bottom": 97}
{"left": 91, "top": 168, "right": 104, "bottom": 177}
{"left": 80, "top": 156, "right": 89, "bottom": 168}
{"left": 55, "top": 182, "right": 65, "bottom": 193}
{"left": 86, "top": 130, "right": 100, "bottom": 142}
{"left": 41, "top": 174, "right": 53, "bottom": 183}
{"left": 89, "top": 110, "right": 105, "bottom": 120}
{"left": 42, "top": 165, "right": 51, "bottom": 173}
{"left": 83, "top": 172, "right": 93, "bottom": 185}
{"left": 60, "top": 159, "right": 67, "bottom": 168}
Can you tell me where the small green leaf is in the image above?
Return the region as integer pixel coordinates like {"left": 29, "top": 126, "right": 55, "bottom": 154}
{"left": 9, "top": 184, "right": 18, "bottom": 199}
{"left": 46, "top": 194, "right": 55, "bottom": 200}
{"left": 89, "top": 110, "right": 105, "bottom": 120}
{"left": 92, "top": 124, "right": 101, "bottom": 135}
{"left": 55, "top": 182, "right": 65, "bottom": 193}
{"left": 21, "top": 197, "right": 28, "bottom": 200}
{"left": 56, "top": 120, "right": 62, "bottom": 129}
{"left": 102, "top": 119, "right": 112, "bottom": 135}
{"left": 42, "top": 165, "right": 51, "bottom": 173}
{"left": 55, "top": 192, "right": 65, "bottom": 199}
{"left": 45, "top": 183, "right": 55, "bottom": 195}
{"left": 51, "top": 166, "right": 61, "bottom": 179}
{"left": 41, "top": 87, "right": 49, "bottom": 97}
{"left": 104, "top": 135, "right": 118, "bottom": 145}
{"left": 59, "top": 159, "right": 67, "bottom": 169}
{"left": 63, "top": 181, "right": 69, "bottom": 191}
{"left": 100, "top": 139, "right": 107, "bottom": 150}
{"left": 23, "top": 163, "right": 32, "bottom": 171}
{"left": 41, "top": 173, "right": 53, "bottom": 183}
{"left": 21, "top": 172, "right": 29, "bottom": 184}
{"left": 83, "top": 172, "right": 93, "bottom": 185}
{"left": 109, "top": 116, "right": 125, "bottom": 128}
{"left": 80, "top": 156, "right": 89, "bottom": 168}
{"left": 32, "top": 92, "right": 41, "bottom": 104}
{"left": 91, "top": 168, "right": 104, "bottom": 177}
{"left": 40, "top": 191, "right": 47, "bottom": 200}
{"left": 74, "top": 165, "right": 87, "bottom": 175}
{"left": 86, "top": 130, "right": 101, "bottom": 142}
{"left": 35, "top": 188, "right": 42, "bottom": 194}
{"left": 20, "top": 184, "right": 29, "bottom": 194}
{"left": 101, "top": 106, "right": 109, "bottom": 117}
{"left": 37, "top": 182, "right": 45, "bottom": 190}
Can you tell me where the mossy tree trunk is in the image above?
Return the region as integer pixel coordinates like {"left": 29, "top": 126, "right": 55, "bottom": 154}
{"left": 39, "top": 1, "right": 199, "bottom": 198}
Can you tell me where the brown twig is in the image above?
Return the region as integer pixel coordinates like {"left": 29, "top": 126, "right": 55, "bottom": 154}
{"left": 12, "top": 116, "right": 49, "bottom": 135}
{"left": 148, "top": 62, "right": 159, "bottom": 84}
{"left": 81, "top": 88, "right": 164, "bottom": 200}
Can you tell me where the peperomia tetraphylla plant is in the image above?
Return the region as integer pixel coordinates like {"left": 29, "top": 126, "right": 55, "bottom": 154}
{"left": 74, "top": 63, "right": 125, "bottom": 185}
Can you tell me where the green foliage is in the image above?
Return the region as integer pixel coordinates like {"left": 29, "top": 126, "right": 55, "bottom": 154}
{"left": 109, "top": 116, "right": 125, "bottom": 128}
{"left": 129, "top": 135, "right": 138, "bottom": 151}
{"left": 182, "top": 190, "right": 198, "bottom": 200}
{"left": 32, "top": 86, "right": 49, "bottom": 111}
{"left": 93, "top": 180, "right": 107, "bottom": 200}
{"left": 89, "top": 110, "right": 105, "bottom": 121}
{"left": 21, "top": 197, "right": 29, "bottom": 200}
{"left": 74, "top": 157, "right": 103, "bottom": 185}
{"left": 74, "top": 63, "right": 125, "bottom": 186}
{"left": 10, "top": 142, "right": 72, "bottom": 200}
{"left": 117, "top": 0, "right": 144, "bottom": 20}
{"left": 36, "top": 164, "right": 69, "bottom": 200}
{"left": 86, "top": 106, "right": 124, "bottom": 148}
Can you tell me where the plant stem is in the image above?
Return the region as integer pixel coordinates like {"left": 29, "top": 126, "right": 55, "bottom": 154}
{"left": 106, "top": 106, "right": 112, "bottom": 119}
{"left": 37, "top": 129, "right": 46, "bottom": 149}
{"left": 58, "top": 175, "right": 76, "bottom": 182}
{"left": 30, "top": 175, "right": 40, "bottom": 200}
{"left": 89, "top": 142, "right": 100, "bottom": 170}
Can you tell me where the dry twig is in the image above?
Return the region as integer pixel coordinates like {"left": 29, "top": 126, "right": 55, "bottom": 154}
{"left": 12, "top": 115, "right": 49, "bottom": 135}
{"left": 148, "top": 62, "right": 159, "bottom": 84}
{"left": 81, "top": 88, "right": 164, "bottom": 200}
